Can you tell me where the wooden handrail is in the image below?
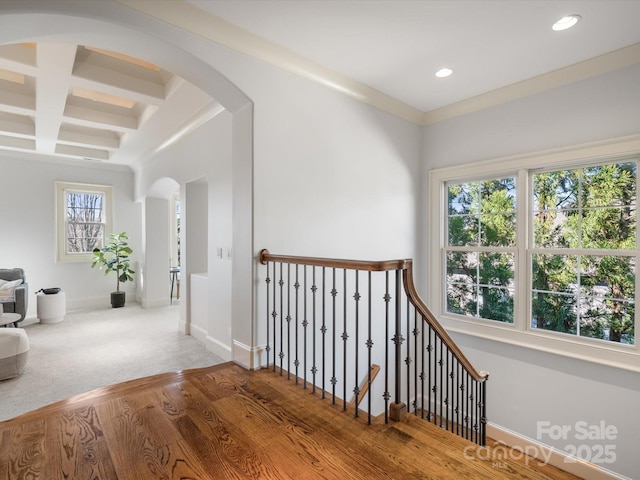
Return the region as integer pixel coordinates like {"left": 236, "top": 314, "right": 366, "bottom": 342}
{"left": 259, "top": 249, "right": 410, "bottom": 272}
{"left": 402, "top": 260, "right": 489, "bottom": 383}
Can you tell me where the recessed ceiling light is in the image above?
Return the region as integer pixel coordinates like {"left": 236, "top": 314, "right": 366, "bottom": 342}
{"left": 435, "top": 68, "right": 453, "bottom": 78}
{"left": 552, "top": 14, "right": 581, "bottom": 31}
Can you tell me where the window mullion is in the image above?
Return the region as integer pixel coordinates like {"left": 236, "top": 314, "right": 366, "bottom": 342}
{"left": 518, "top": 168, "right": 529, "bottom": 333}
{"left": 636, "top": 163, "right": 640, "bottom": 353}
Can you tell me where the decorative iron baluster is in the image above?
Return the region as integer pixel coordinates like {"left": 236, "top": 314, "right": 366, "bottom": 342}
{"left": 433, "top": 328, "right": 442, "bottom": 428}
{"left": 272, "top": 262, "right": 277, "bottom": 372}
{"left": 427, "top": 323, "right": 433, "bottom": 422}
{"left": 442, "top": 338, "right": 446, "bottom": 428}
{"left": 408, "top": 301, "right": 414, "bottom": 415}
{"left": 394, "top": 269, "right": 402, "bottom": 408}
{"left": 294, "top": 264, "right": 300, "bottom": 384}
{"left": 286, "top": 263, "right": 291, "bottom": 380}
{"left": 465, "top": 371, "right": 470, "bottom": 440}
{"left": 331, "top": 267, "right": 337, "bottom": 405}
{"left": 265, "top": 263, "right": 271, "bottom": 369}
{"left": 311, "top": 266, "right": 317, "bottom": 393}
{"left": 342, "top": 268, "right": 348, "bottom": 411}
{"left": 470, "top": 375, "right": 475, "bottom": 444}
{"left": 367, "top": 271, "right": 373, "bottom": 425}
{"left": 445, "top": 347, "right": 449, "bottom": 430}
{"left": 481, "top": 381, "right": 487, "bottom": 446}
{"left": 353, "top": 271, "right": 360, "bottom": 417}
{"left": 303, "top": 265, "right": 308, "bottom": 388}
{"left": 445, "top": 347, "right": 454, "bottom": 431}
{"left": 474, "top": 379, "right": 479, "bottom": 444}
{"left": 456, "top": 360, "right": 461, "bottom": 436}
{"left": 420, "top": 312, "right": 425, "bottom": 419}
{"left": 452, "top": 350, "right": 457, "bottom": 433}
{"left": 321, "top": 267, "right": 326, "bottom": 399}
{"left": 383, "top": 271, "right": 390, "bottom": 424}
{"left": 279, "top": 263, "right": 284, "bottom": 375}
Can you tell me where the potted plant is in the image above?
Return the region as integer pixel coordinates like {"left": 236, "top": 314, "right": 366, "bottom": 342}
{"left": 91, "top": 232, "right": 135, "bottom": 308}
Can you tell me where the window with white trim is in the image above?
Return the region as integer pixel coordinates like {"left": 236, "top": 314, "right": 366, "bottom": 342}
{"left": 531, "top": 163, "right": 635, "bottom": 345}
{"left": 446, "top": 177, "right": 517, "bottom": 323}
{"left": 56, "top": 182, "right": 113, "bottom": 263}
{"left": 429, "top": 139, "right": 640, "bottom": 368}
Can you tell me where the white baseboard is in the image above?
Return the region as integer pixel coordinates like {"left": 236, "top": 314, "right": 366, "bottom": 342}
{"left": 486, "top": 423, "right": 631, "bottom": 480}
{"left": 190, "top": 323, "right": 232, "bottom": 361}
{"left": 232, "top": 340, "right": 266, "bottom": 370}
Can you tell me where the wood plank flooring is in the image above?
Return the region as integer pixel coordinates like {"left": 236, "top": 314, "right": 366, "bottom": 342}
{"left": 0, "top": 362, "right": 580, "bottom": 479}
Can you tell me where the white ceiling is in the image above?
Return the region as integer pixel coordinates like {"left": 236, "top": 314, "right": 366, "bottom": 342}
{"left": 188, "top": 0, "right": 640, "bottom": 112}
{"left": 2, "top": 0, "right": 640, "bottom": 167}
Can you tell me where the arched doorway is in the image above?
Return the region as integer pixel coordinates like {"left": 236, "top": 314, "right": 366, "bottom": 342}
{"left": 0, "top": 4, "right": 256, "bottom": 367}
{"left": 143, "top": 177, "right": 180, "bottom": 310}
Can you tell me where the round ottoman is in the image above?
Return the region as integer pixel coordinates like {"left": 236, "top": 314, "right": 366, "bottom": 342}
{"left": 0, "top": 328, "right": 29, "bottom": 380}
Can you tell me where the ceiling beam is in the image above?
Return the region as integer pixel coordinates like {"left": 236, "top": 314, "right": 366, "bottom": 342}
{"left": 35, "top": 43, "right": 77, "bottom": 154}
{"left": 58, "top": 124, "right": 120, "bottom": 150}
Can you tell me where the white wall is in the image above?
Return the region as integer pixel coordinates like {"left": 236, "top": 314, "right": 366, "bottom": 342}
{"left": 249, "top": 62, "right": 422, "bottom": 261}
{"left": 142, "top": 196, "right": 170, "bottom": 308}
{"left": 424, "top": 63, "right": 640, "bottom": 169}
{"left": 216, "top": 57, "right": 423, "bottom": 365}
{"left": 422, "top": 64, "right": 640, "bottom": 479}
{"left": 0, "top": 154, "right": 141, "bottom": 316}
{"left": 138, "top": 112, "right": 233, "bottom": 360}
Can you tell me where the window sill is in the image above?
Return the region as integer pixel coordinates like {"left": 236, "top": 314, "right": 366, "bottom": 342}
{"left": 439, "top": 314, "right": 640, "bottom": 374}
{"left": 57, "top": 253, "right": 93, "bottom": 263}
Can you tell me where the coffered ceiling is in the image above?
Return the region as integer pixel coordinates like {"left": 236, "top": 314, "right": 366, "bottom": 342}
{"left": 0, "top": 42, "right": 217, "bottom": 167}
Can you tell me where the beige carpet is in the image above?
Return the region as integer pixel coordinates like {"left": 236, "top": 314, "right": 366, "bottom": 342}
{"left": 0, "top": 303, "right": 225, "bottom": 422}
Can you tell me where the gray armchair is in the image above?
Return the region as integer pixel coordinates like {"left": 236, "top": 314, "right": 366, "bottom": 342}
{"left": 0, "top": 268, "right": 28, "bottom": 324}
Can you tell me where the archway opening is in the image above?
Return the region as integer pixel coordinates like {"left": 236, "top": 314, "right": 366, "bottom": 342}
{"left": 0, "top": 6, "right": 255, "bottom": 367}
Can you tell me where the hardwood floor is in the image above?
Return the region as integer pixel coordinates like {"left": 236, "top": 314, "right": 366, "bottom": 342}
{"left": 0, "top": 362, "right": 580, "bottom": 479}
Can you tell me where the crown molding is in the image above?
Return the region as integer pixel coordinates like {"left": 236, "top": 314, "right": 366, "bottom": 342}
{"left": 115, "top": 0, "right": 423, "bottom": 125}
{"left": 117, "top": 1, "right": 640, "bottom": 127}
{"left": 422, "top": 42, "right": 640, "bottom": 126}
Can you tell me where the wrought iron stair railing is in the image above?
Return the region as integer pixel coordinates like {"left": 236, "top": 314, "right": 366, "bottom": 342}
{"left": 259, "top": 249, "right": 489, "bottom": 446}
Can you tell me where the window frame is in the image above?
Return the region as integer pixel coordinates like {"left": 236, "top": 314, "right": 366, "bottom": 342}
{"left": 55, "top": 182, "right": 113, "bottom": 263}
{"left": 427, "top": 135, "right": 640, "bottom": 372}
{"left": 445, "top": 176, "right": 518, "bottom": 323}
